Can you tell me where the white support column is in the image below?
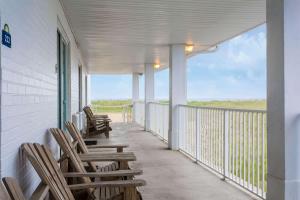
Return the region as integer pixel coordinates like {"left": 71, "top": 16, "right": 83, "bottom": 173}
{"left": 132, "top": 73, "right": 140, "bottom": 102}
{"left": 86, "top": 74, "right": 91, "bottom": 105}
{"left": 144, "top": 64, "right": 154, "bottom": 131}
{"left": 132, "top": 73, "right": 140, "bottom": 122}
{"left": 168, "top": 44, "right": 187, "bottom": 150}
{"left": 267, "top": 0, "right": 300, "bottom": 199}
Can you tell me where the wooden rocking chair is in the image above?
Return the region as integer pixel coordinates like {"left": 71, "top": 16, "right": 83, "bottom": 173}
{"left": 22, "top": 143, "right": 145, "bottom": 200}
{"left": 50, "top": 128, "right": 139, "bottom": 174}
{"left": 83, "top": 106, "right": 111, "bottom": 138}
{"left": 66, "top": 121, "right": 128, "bottom": 153}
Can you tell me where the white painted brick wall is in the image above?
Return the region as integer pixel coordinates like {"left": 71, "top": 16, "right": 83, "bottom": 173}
{"left": 0, "top": 0, "right": 87, "bottom": 197}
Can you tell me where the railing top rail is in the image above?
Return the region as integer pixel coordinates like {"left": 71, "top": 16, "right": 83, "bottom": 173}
{"left": 177, "top": 104, "right": 266, "bottom": 113}
{"left": 148, "top": 102, "right": 169, "bottom": 106}
{"left": 93, "top": 104, "right": 132, "bottom": 108}
{"left": 133, "top": 101, "right": 145, "bottom": 104}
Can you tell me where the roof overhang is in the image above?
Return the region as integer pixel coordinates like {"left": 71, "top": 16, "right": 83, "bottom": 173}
{"left": 60, "top": 0, "right": 266, "bottom": 74}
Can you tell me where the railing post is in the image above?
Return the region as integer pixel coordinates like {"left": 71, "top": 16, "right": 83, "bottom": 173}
{"left": 195, "top": 108, "right": 200, "bottom": 162}
{"left": 122, "top": 106, "right": 125, "bottom": 123}
{"left": 222, "top": 110, "right": 229, "bottom": 180}
{"left": 132, "top": 102, "right": 136, "bottom": 123}
{"left": 145, "top": 102, "right": 151, "bottom": 131}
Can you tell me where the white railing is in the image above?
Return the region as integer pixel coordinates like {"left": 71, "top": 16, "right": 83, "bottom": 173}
{"left": 178, "top": 105, "right": 267, "bottom": 199}
{"left": 133, "top": 101, "right": 145, "bottom": 126}
{"left": 122, "top": 104, "right": 133, "bottom": 123}
{"left": 132, "top": 101, "right": 267, "bottom": 199}
{"left": 149, "top": 102, "right": 169, "bottom": 142}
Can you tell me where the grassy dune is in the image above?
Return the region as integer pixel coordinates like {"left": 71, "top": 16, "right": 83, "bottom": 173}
{"left": 188, "top": 100, "right": 266, "bottom": 110}
{"left": 91, "top": 100, "right": 131, "bottom": 113}
{"left": 91, "top": 99, "right": 266, "bottom": 113}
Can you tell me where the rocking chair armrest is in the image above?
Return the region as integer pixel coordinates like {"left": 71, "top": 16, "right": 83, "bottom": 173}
{"left": 29, "top": 182, "right": 49, "bottom": 200}
{"left": 79, "top": 152, "right": 136, "bottom": 162}
{"left": 83, "top": 138, "right": 98, "bottom": 142}
{"left": 95, "top": 114, "right": 109, "bottom": 118}
{"left": 95, "top": 119, "right": 106, "bottom": 123}
{"left": 63, "top": 169, "right": 143, "bottom": 178}
{"left": 87, "top": 144, "right": 129, "bottom": 149}
{"left": 95, "top": 118, "right": 112, "bottom": 123}
{"left": 69, "top": 179, "right": 146, "bottom": 190}
{"left": 95, "top": 124, "right": 107, "bottom": 130}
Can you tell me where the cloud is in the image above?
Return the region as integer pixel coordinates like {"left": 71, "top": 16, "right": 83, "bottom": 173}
{"left": 224, "top": 75, "right": 241, "bottom": 84}
{"left": 186, "top": 25, "right": 267, "bottom": 100}
{"left": 227, "top": 30, "right": 266, "bottom": 66}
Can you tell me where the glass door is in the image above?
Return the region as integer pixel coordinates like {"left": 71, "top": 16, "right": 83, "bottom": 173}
{"left": 57, "top": 31, "right": 68, "bottom": 129}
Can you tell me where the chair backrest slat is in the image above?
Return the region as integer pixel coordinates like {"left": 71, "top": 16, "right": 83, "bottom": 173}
{"left": 49, "top": 129, "right": 94, "bottom": 186}
{"left": 22, "top": 143, "right": 75, "bottom": 200}
{"left": 83, "top": 106, "right": 94, "bottom": 121}
{"left": 65, "top": 122, "right": 89, "bottom": 153}
{"left": 35, "top": 144, "right": 74, "bottom": 200}
{"left": 2, "top": 178, "right": 26, "bottom": 200}
{"left": 0, "top": 182, "right": 12, "bottom": 200}
{"left": 50, "top": 128, "right": 95, "bottom": 196}
{"left": 65, "top": 122, "right": 98, "bottom": 172}
{"left": 50, "top": 129, "right": 88, "bottom": 173}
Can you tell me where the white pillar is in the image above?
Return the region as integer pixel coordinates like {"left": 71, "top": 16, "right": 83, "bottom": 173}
{"left": 144, "top": 64, "right": 155, "bottom": 131}
{"left": 86, "top": 74, "right": 91, "bottom": 105}
{"left": 267, "top": 0, "right": 300, "bottom": 199}
{"left": 132, "top": 73, "right": 140, "bottom": 122}
{"left": 168, "top": 44, "right": 187, "bottom": 150}
{"left": 132, "top": 73, "right": 140, "bottom": 102}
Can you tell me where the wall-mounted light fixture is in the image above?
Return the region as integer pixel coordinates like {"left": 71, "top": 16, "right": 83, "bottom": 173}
{"left": 185, "top": 44, "right": 194, "bottom": 53}
{"left": 154, "top": 63, "right": 160, "bottom": 69}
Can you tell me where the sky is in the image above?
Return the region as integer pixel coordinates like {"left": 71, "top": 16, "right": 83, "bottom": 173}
{"left": 91, "top": 24, "right": 266, "bottom": 100}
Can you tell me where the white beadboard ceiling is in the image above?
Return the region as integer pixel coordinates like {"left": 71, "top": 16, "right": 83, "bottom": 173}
{"left": 60, "top": 0, "right": 266, "bottom": 74}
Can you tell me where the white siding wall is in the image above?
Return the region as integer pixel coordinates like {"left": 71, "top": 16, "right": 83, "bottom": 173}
{"left": 0, "top": 0, "right": 87, "bottom": 196}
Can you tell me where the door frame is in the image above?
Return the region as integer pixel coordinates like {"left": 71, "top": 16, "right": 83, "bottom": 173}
{"left": 57, "top": 19, "right": 71, "bottom": 129}
{"left": 78, "top": 64, "right": 83, "bottom": 111}
{"left": 0, "top": 9, "right": 2, "bottom": 176}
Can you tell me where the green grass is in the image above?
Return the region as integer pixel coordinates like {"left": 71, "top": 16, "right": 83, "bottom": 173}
{"left": 91, "top": 100, "right": 132, "bottom": 113}
{"left": 188, "top": 100, "right": 266, "bottom": 110}
{"left": 92, "top": 99, "right": 266, "bottom": 113}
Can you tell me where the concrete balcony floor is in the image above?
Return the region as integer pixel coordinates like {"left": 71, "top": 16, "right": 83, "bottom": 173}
{"left": 100, "top": 123, "right": 258, "bottom": 200}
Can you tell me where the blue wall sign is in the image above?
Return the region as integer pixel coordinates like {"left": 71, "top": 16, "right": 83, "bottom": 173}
{"left": 2, "top": 24, "right": 11, "bottom": 48}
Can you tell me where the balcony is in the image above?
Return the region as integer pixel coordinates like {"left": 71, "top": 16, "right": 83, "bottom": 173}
{"left": 1, "top": 0, "right": 299, "bottom": 199}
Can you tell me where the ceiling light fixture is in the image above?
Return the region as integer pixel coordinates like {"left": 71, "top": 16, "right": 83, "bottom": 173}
{"left": 185, "top": 45, "right": 194, "bottom": 53}
{"left": 154, "top": 64, "right": 161, "bottom": 69}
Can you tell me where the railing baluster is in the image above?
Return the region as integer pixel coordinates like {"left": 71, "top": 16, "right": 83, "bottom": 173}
{"left": 261, "top": 114, "right": 265, "bottom": 197}
{"left": 257, "top": 113, "right": 260, "bottom": 194}
{"left": 248, "top": 112, "right": 251, "bottom": 189}
{"left": 233, "top": 111, "right": 236, "bottom": 181}
{"left": 243, "top": 112, "right": 246, "bottom": 187}
{"left": 252, "top": 112, "right": 255, "bottom": 191}
{"left": 238, "top": 112, "right": 241, "bottom": 184}
{"left": 231, "top": 111, "right": 234, "bottom": 179}
{"left": 201, "top": 109, "right": 204, "bottom": 162}
{"left": 223, "top": 110, "right": 229, "bottom": 179}
{"left": 195, "top": 108, "right": 199, "bottom": 161}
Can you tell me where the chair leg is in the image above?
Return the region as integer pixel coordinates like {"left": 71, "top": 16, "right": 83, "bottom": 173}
{"left": 124, "top": 187, "right": 137, "bottom": 200}
{"left": 105, "top": 131, "right": 109, "bottom": 138}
